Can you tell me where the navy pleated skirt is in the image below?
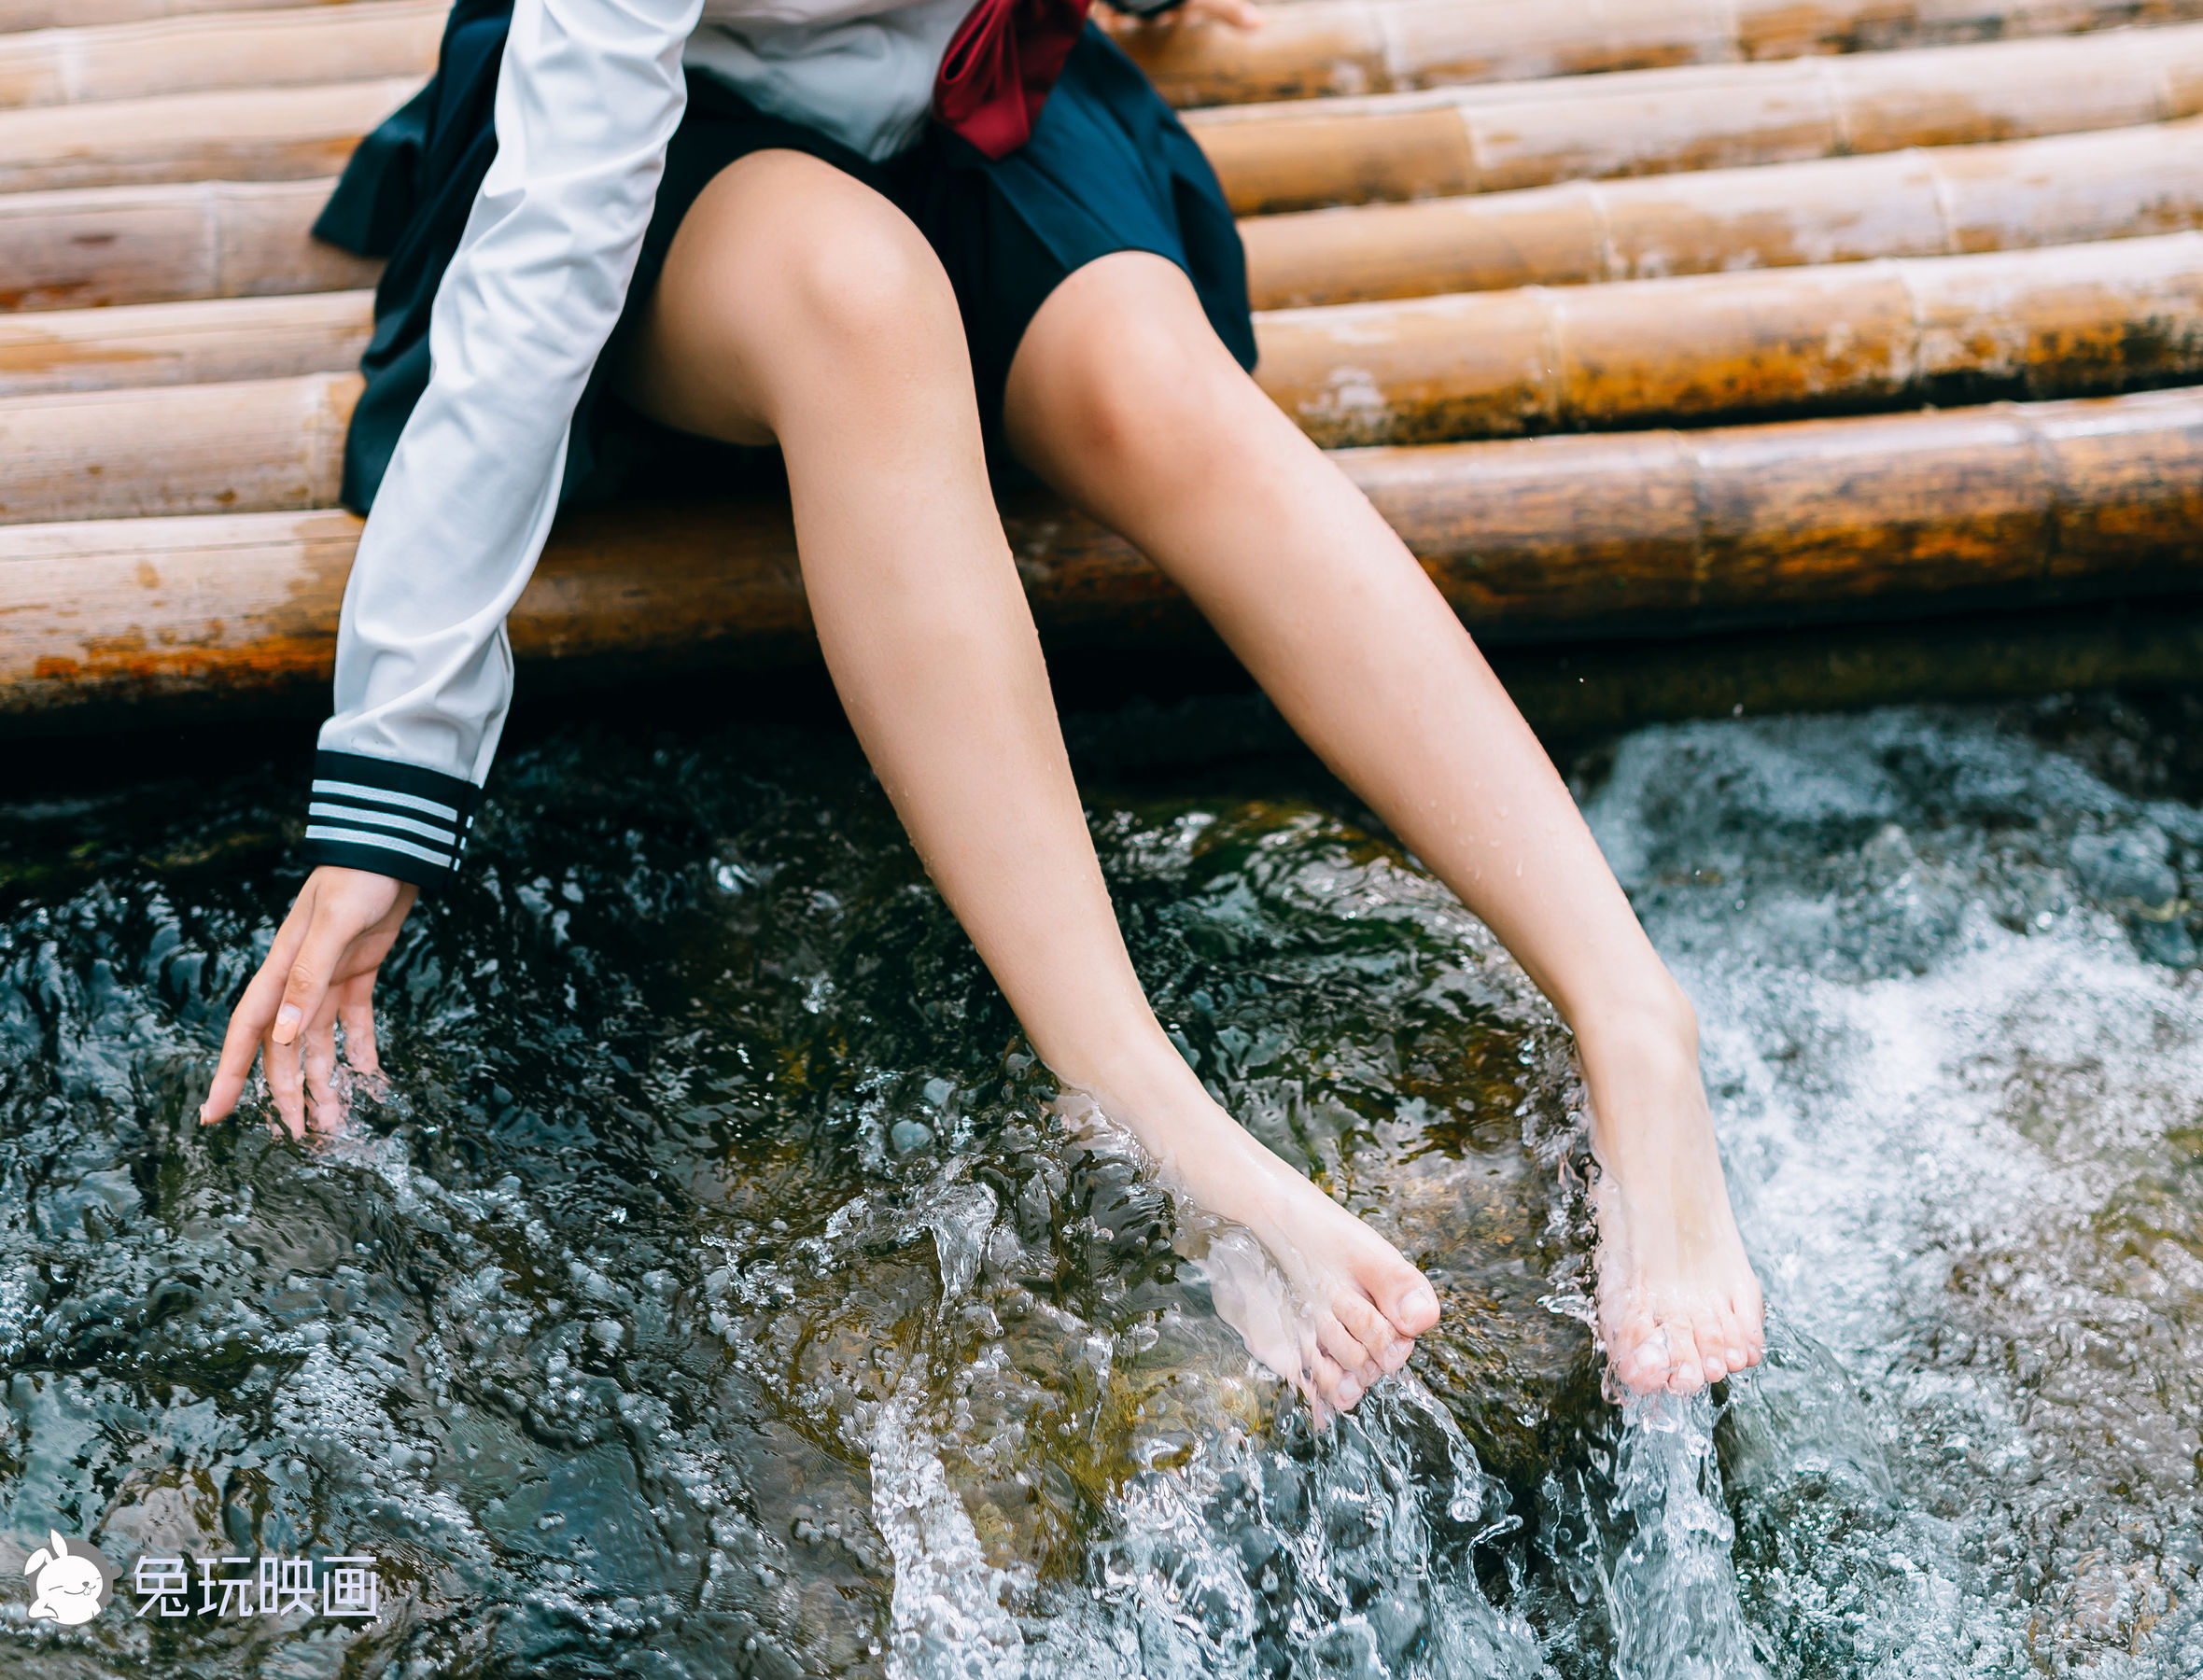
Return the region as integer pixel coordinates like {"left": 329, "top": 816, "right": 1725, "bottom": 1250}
{"left": 316, "top": 7, "right": 1257, "bottom": 511}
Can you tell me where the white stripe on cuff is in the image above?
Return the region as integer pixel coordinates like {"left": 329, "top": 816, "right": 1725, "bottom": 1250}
{"left": 311, "top": 777, "right": 462, "bottom": 822}
{"left": 307, "top": 801, "right": 456, "bottom": 846}
{"left": 303, "top": 825, "right": 458, "bottom": 872}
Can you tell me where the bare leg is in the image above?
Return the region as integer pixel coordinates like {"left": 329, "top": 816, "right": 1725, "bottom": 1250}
{"left": 616, "top": 154, "right": 1435, "bottom": 1408}
{"left": 1003, "top": 253, "right": 1764, "bottom": 1395}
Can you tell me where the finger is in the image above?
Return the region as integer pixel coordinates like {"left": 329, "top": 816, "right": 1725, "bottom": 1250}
{"left": 302, "top": 990, "right": 344, "bottom": 1135}
{"left": 271, "top": 909, "right": 358, "bottom": 1054}
{"left": 263, "top": 1019, "right": 307, "bottom": 1141}
{"left": 202, "top": 890, "right": 321, "bottom": 1124}
{"left": 336, "top": 971, "right": 381, "bottom": 1077}
{"left": 202, "top": 972, "right": 278, "bottom": 1125}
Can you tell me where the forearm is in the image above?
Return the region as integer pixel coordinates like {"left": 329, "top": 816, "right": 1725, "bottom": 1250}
{"left": 311, "top": 0, "right": 704, "bottom": 885}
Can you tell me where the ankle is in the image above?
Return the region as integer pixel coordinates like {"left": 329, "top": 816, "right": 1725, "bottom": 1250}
{"left": 1575, "top": 977, "right": 1700, "bottom": 1084}
{"left": 1571, "top": 986, "right": 1717, "bottom": 1175}
{"left": 1053, "top": 1035, "right": 1225, "bottom": 1148}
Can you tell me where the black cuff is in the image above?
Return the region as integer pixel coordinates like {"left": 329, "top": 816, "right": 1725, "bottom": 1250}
{"left": 1107, "top": 0, "right": 1187, "bottom": 15}
{"left": 299, "top": 749, "right": 482, "bottom": 889}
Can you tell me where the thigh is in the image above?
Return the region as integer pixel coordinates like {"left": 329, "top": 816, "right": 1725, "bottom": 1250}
{"left": 611, "top": 147, "right": 964, "bottom": 449}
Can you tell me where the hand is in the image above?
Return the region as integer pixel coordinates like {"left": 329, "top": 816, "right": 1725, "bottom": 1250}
{"left": 1099, "top": 0, "right": 1264, "bottom": 33}
{"left": 200, "top": 866, "right": 418, "bottom": 1139}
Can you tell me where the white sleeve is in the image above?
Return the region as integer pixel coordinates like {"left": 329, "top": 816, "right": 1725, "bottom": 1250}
{"left": 303, "top": 0, "right": 705, "bottom": 888}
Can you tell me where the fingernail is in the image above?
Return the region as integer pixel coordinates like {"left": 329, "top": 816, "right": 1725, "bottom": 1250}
{"left": 1336, "top": 1378, "right": 1360, "bottom": 1407}
{"left": 273, "top": 1004, "right": 302, "bottom": 1044}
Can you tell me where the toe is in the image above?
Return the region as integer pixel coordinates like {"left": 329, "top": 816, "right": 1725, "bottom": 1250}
{"left": 1625, "top": 1329, "right": 1671, "bottom": 1393}
{"left": 1332, "top": 1292, "right": 1403, "bottom": 1371}
{"left": 1606, "top": 1309, "right": 1658, "bottom": 1391}
{"left": 1315, "top": 1311, "right": 1378, "bottom": 1387}
{"left": 1308, "top": 1349, "right": 1352, "bottom": 1408}
{"left": 1661, "top": 1315, "right": 1705, "bottom": 1394}
{"left": 1721, "top": 1294, "right": 1764, "bottom": 1370}
{"left": 1382, "top": 1270, "right": 1440, "bottom": 1339}
{"left": 1692, "top": 1308, "right": 1732, "bottom": 1387}
{"left": 1733, "top": 1283, "right": 1766, "bottom": 1343}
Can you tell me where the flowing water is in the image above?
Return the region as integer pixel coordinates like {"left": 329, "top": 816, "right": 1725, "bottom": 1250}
{"left": 1, "top": 685, "right": 2198, "bottom": 1678}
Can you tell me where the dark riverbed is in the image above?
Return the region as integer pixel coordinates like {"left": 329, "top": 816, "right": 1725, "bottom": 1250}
{"left": 1, "top": 687, "right": 2198, "bottom": 1677}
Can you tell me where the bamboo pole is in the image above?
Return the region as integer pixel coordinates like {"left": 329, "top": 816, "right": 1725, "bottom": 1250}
{"left": 15, "top": 232, "right": 2203, "bottom": 513}
{"left": 1191, "top": 22, "right": 2203, "bottom": 212}
{"left": 0, "top": 2, "right": 439, "bottom": 109}
{"left": 1097, "top": 0, "right": 2203, "bottom": 108}
{"left": 0, "top": 371, "right": 358, "bottom": 524}
{"left": 7, "top": 22, "right": 2198, "bottom": 206}
{"left": 15, "top": 115, "right": 2202, "bottom": 381}
{"left": 0, "top": 290, "right": 372, "bottom": 397}
{"left": 1242, "top": 119, "right": 2203, "bottom": 306}
{"left": 0, "top": 177, "right": 374, "bottom": 313}
{"left": 1256, "top": 231, "right": 2203, "bottom": 446}
{"left": 9, "top": 0, "right": 2196, "bottom": 49}
{"left": 7, "top": 111, "right": 2196, "bottom": 317}
{"left": 0, "top": 0, "right": 356, "bottom": 30}
{"left": 0, "top": 77, "right": 414, "bottom": 196}
{"left": 7, "top": 0, "right": 2191, "bottom": 114}
{"left": 4, "top": 388, "right": 2198, "bottom": 722}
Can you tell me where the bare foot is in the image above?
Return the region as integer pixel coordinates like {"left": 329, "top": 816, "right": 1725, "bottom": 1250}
{"left": 1581, "top": 1016, "right": 1765, "bottom": 1396}
{"left": 1061, "top": 1092, "right": 1438, "bottom": 1414}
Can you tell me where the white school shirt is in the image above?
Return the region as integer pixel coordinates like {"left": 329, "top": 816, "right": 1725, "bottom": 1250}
{"left": 307, "top": 0, "right": 1151, "bottom": 883}
{"left": 690, "top": 0, "right": 980, "bottom": 159}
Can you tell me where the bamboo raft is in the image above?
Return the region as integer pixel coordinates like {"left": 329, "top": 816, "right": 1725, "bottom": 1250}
{"left": 6, "top": 0, "right": 2203, "bottom": 727}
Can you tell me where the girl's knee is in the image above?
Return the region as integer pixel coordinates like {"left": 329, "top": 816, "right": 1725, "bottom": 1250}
{"left": 681, "top": 152, "right": 960, "bottom": 358}
{"left": 779, "top": 211, "right": 957, "bottom": 354}
{"left": 621, "top": 152, "right": 972, "bottom": 443}
{"left": 1067, "top": 320, "right": 1236, "bottom": 475}
{"left": 1014, "top": 258, "right": 1247, "bottom": 479}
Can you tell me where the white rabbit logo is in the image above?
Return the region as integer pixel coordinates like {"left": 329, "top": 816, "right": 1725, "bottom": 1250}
{"left": 23, "top": 1531, "right": 114, "bottom": 1625}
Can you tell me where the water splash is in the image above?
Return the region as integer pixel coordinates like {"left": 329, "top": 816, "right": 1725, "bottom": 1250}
{"left": 867, "top": 1384, "right": 1028, "bottom": 1680}
{"left": 1057, "top": 1375, "right": 1549, "bottom": 1679}
{"left": 1603, "top": 1392, "right": 1765, "bottom": 1680}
